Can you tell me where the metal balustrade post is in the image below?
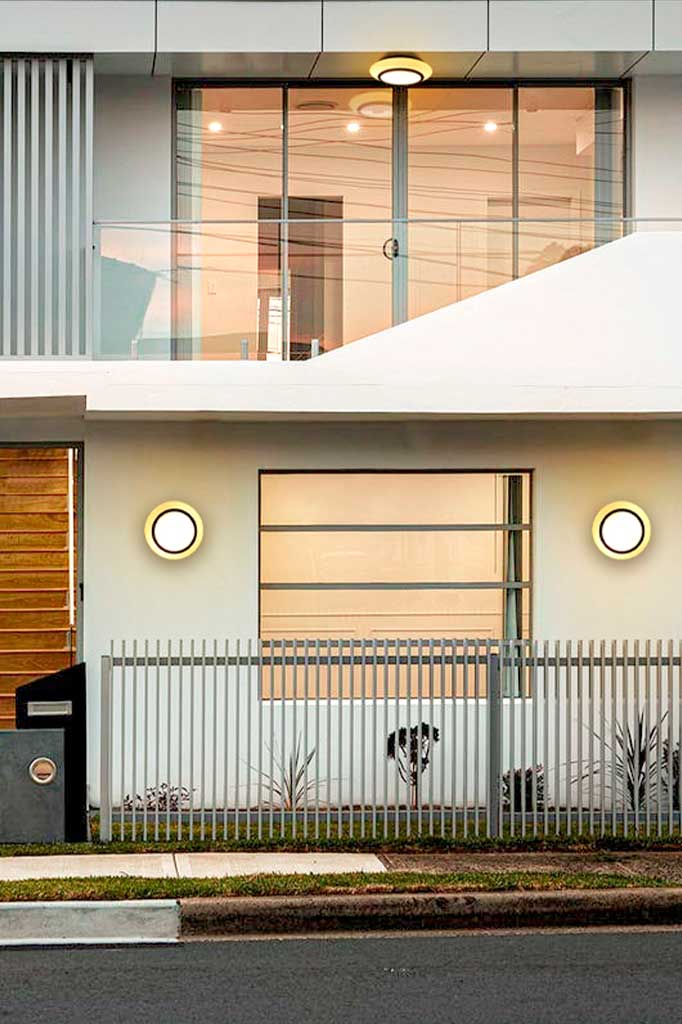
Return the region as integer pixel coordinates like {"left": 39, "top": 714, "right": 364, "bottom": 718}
{"left": 487, "top": 652, "right": 502, "bottom": 838}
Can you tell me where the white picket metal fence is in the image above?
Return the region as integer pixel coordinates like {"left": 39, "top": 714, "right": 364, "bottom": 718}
{"left": 99, "top": 639, "right": 682, "bottom": 842}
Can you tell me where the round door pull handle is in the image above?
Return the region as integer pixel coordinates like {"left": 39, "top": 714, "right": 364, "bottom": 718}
{"left": 382, "top": 237, "right": 399, "bottom": 260}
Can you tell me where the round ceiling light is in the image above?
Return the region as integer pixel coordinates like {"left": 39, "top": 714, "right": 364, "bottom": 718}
{"left": 145, "top": 501, "right": 204, "bottom": 561}
{"left": 369, "top": 56, "right": 432, "bottom": 87}
{"left": 207, "top": 120, "right": 223, "bottom": 133}
{"left": 592, "top": 501, "right": 651, "bottom": 560}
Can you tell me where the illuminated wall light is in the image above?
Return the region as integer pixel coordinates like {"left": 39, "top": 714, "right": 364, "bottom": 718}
{"left": 483, "top": 120, "right": 498, "bottom": 133}
{"left": 346, "top": 121, "right": 361, "bottom": 134}
{"left": 592, "top": 501, "right": 651, "bottom": 560}
{"left": 207, "top": 120, "right": 223, "bottom": 133}
{"left": 145, "top": 501, "right": 204, "bottom": 561}
{"left": 369, "top": 56, "right": 432, "bottom": 87}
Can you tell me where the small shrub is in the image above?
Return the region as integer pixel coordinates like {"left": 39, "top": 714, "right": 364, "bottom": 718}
{"left": 502, "top": 765, "right": 545, "bottom": 811}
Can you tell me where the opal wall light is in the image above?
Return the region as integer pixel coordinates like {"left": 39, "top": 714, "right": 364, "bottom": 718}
{"left": 592, "top": 501, "right": 651, "bottom": 560}
{"left": 145, "top": 501, "right": 204, "bottom": 560}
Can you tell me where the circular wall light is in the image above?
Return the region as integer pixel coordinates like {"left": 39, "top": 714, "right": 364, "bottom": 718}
{"left": 145, "top": 501, "right": 204, "bottom": 561}
{"left": 369, "top": 56, "right": 432, "bottom": 87}
{"left": 592, "top": 501, "right": 651, "bottom": 560}
{"left": 207, "top": 120, "right": 223, "bottom": 134}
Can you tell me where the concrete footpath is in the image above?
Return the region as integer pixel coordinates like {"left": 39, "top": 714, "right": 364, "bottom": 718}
{"left": 2, "top": 849, "right": 682, "bottom": 881}
{"left": 0, "top": 851, "right": 386, "bottom": 880}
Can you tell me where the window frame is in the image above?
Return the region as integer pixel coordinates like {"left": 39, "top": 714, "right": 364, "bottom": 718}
{"left": 172, "top": 80, "right": 629, "bottom": 357}
{"left": 258, "top": 467, "right": 534, "bottom": 641}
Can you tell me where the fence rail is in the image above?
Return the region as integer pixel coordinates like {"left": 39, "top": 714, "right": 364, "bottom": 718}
{"left": 99, "top": 639, "right": 682, "bottom": 843}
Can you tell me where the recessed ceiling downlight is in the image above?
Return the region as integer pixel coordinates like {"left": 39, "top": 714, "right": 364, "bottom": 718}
{"left": 369, "top": 56, "right": 432, "bottom": 87}
{"left": 592, "top": 501, "right": 651, "bottom": 560}
{"left": 350, "top": 91, "right": 393, "bottom": 120}
{"left": 145, "top": 501, "right": 204, "bottom": 560}
{"left": 296, "top": 100, "right": 338, "bottom": 111}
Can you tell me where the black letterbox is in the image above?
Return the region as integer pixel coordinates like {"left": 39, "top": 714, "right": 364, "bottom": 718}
{"left": 16, "top": 663, "right": 87, "bottom": 842}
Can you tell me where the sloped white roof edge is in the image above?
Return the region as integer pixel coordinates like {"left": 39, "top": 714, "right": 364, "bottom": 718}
{"left": 2, "top": 232, "right": 682, "bottom": 421}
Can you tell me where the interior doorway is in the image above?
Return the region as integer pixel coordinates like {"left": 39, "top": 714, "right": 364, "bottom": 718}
{"left": 0, "top": 445, "right": 81, "bottom": 728}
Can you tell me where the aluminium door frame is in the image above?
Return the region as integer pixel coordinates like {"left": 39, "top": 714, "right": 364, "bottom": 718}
{"left": 170, "top": 79, "right": 630, "bottom": 352}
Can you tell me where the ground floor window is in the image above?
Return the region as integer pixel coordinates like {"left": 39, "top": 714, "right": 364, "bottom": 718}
{"left": 259, "top": 471, "right": 531, "bottom": 643}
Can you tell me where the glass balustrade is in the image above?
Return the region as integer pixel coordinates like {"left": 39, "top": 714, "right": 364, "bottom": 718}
{"left": 89, "top": 217, "right": 681, "bottom": 360}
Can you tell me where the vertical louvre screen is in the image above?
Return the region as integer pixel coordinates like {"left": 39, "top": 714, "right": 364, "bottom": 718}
{"left": 0, "top": 56, "right": 93, "bottom": 357}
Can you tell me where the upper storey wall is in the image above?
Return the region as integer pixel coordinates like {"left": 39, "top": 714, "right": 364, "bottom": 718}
{"left": 1, "top": 1, "right": 682, "bottom": 78}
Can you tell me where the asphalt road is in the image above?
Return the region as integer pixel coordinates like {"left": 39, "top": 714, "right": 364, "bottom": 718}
{"left": 2, "top": 929, "right": 682, "bottom": 1024}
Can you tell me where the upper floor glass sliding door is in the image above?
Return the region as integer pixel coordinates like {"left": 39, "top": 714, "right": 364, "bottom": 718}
{"left": 174, "top": 83, "right": 625, "bottom": 360}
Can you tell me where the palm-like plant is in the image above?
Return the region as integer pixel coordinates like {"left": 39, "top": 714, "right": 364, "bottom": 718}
{"left": 387, "top": 722, "right": 440, "bottom": 809}
{"left": 256, "top": 734, "right": 318, "bottom": 811}
{"left": 581, "top": 711, "right": 673, "bottom": 813}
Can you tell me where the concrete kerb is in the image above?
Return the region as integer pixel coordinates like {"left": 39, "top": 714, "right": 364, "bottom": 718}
{"left": 179, "top": 888, "right": 682, "bottom": 938}
{"left": 4, "top": 889, "right": 682, "bottom": 945}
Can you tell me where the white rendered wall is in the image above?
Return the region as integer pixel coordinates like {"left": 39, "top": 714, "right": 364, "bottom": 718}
{"left": 82, "top": 418, "right": 682, "bottom": 655}
{"left": 632, "top": 75, "right": 682, "bottom": 218}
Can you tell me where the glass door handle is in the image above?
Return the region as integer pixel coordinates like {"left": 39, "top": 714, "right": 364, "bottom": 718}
{"left": 382, "top": 237, "right": 399, "bottom": 260}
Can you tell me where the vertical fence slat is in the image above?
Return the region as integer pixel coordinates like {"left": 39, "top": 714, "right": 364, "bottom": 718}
{"left": 656, "top": 639, "right": 663, "bottom": 838}
{"left": 451, "top": 640, "right": 458, "bottom": 837}
{"left": 577, "top": 640, "right": 583, "bottom": 835}
{"left": 440, "top": 639, "right": 446, "bottom": 838}
{"left": 235, "top": 638, "right": 241, "bottom": 840}
{"left": 131, "top": 638, "right": 138, "bottom": 841}
{"left": 359, "top": 639, "right": 366, "bottom": 839}
{"left": 166, "top": 639, "right": 172, "bottom": 841}
{"left": 554, "top": 640, "right": 561, "bottom": 836}
{"left": 348, "top": 638, "right": 354, "bottom": 839}
{"left": 246, "top": 638, "right": 253, "bottom": 840}
{"left": 393, "top": 639, "right": 401, "bottom": 839}
{"left": 99, "top": 654, "right": 113, "bottom": 843}
{"left": 462, "top": 640, "right": 469, "bottom": 837}
{"left": 224, "top": 638, "right": 230, "bottom": 840}
{"left": 211, "top": 639, "right": 218, "bottom": 841}
{"left": 337, "top": 639, "right": 343, "bottom": 837}
{"left": 119, "top": 639, "right": 126, "bottom": 841}
{"left": 200, "top": 639, "right": 207, "bottom": 841}
{"left": 622, "top": 639, "right": 629, "bottom": 838}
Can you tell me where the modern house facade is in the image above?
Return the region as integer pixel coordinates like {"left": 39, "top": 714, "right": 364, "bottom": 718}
{"left": 2, "top": 1, "right": 682, "bottom": 830}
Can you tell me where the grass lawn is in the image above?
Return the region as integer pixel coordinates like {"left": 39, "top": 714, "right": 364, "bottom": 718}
{"left": 5, "top": 829, "right": 682, "bottom": 858}
{"left": 0, "top": 871, "right": 673, "bottom": 902}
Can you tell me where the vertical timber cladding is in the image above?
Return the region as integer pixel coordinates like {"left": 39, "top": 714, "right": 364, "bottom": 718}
{"left": 0, "top": 57, "right": 94, "bottom": 357}
{"left": 0, "top": 448, "right": 79, "bottom": 729}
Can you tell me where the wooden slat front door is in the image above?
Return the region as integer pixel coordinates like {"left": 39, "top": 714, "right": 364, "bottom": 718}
{"left": 0, "top": 447, "right": 78, "bottom": 728}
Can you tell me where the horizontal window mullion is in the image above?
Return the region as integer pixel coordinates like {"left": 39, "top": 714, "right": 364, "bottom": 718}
{"left": 261, "top": 581, "right": 530, "bottom": 591}
{"left": 260, "top": 523, "right": 531, "bottom": 533}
